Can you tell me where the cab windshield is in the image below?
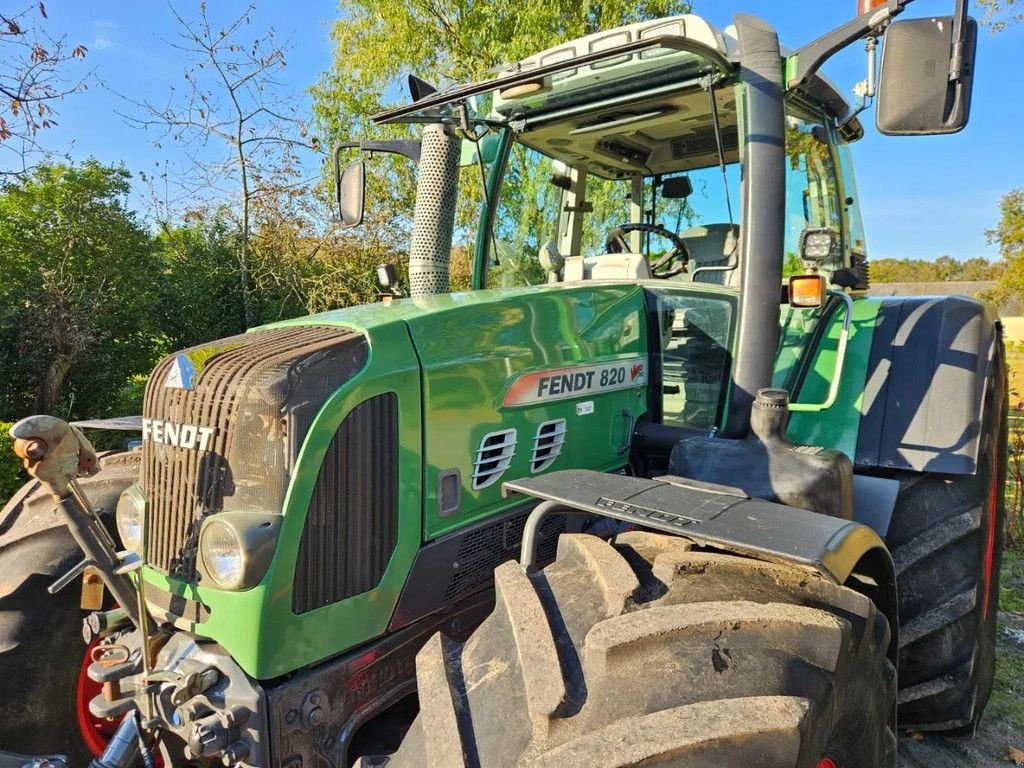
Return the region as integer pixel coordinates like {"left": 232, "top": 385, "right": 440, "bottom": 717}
{"left": 474, "top": 75, "right": 744, "bottom": 289}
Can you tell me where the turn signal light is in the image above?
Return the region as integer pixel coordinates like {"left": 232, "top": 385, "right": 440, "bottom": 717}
{"left": 789, "top": 274, "right": 826, "bottom": 308}
{"left": 858, "top": 0, "right": 887, "bottom": 14}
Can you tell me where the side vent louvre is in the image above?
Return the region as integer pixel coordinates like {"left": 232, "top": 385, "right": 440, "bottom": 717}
{"left": 531, "top": 419, "right": 566, "bottom": 473}
{"left": 472, "top": 429, "right": 517, "bottom": 490}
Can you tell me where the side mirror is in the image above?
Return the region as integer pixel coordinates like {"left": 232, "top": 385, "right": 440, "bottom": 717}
{"left": 876, "top": 15, "right": 977, "bottom": 136}
{"left": 335, "top": 157, "right": 365, "bottom": 228}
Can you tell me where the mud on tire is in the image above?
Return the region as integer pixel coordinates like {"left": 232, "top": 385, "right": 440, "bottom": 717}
{"left": 362, "top": 531, "right": 897, "bottom": 768}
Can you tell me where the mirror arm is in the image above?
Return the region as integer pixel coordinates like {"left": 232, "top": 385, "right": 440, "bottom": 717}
{"left": 337, "top": 140, "right": 422, "bottom": 164}
{"left": 949, "top": 0, "right": 970, "bottom": 81}
{"left": 788, "top": 0, "right": 915, "bottom": 89}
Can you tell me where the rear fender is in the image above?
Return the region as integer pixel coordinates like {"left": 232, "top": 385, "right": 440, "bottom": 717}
{"left": 856, "top": 296, "right": 998, "bottom": 474}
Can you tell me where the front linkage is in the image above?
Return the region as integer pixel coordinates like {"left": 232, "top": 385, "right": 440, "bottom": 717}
{"left": 6, "top": 416, "right": 262, "bottom": 768}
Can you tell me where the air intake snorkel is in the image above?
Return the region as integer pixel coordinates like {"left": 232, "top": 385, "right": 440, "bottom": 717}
{"left": 408, "top": 123, "right": 461, "bottom": 297}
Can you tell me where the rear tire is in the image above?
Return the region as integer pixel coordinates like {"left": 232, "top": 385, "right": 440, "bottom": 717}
{"left": 363, "top": 532, "right": 896, "bottom": 768}
{"left": 885, "top": 333, "right": 1007, "bottom": 733}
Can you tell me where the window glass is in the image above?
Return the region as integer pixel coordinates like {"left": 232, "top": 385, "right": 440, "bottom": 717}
{"left": 837, "top": 143, "right": 867, "bottom": 260}
{"left": 648, "top": 288, "right": 734, "bottom": 430}
{"left": 784, "top": 104, "right": 842, "bottom": 274}
{"left": 486, "top": 144, "right": 560, "bottom": 289}
{"left": 583, "top": 165, "right": 740, "bottom": 259}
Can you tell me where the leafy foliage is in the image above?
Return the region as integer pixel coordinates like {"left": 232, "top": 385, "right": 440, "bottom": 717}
{"left": 310, "top": 0, "right": 695, "bottom": 281}
{"left": 984, "top": 189, "right": 1024, "bottom": 304}
{"left": 871, "top": 255, "right": 1005, "bottom": 284}
{"left": 0, "top": 422, "right": 23, "bottom": 503}
{"left": 314, "top": 0, "right": 694, "bottom": 141}
{"left": 0, "top": 160, "right": 163, "bottom": 418}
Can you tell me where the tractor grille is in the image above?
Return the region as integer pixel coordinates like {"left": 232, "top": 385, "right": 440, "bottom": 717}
{"left": 141, "top": 326, "right": 368, "bottom": 581}
{"left": 292, "top": 392, "right": 399, "bottom": 614}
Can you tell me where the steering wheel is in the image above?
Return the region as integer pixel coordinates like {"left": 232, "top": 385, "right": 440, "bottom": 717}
{"left": 605, "top": 222, "right": 690, "bottom": 279}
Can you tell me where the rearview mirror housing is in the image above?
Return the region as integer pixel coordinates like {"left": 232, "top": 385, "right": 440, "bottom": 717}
{"left": 876, "top": 15, "right": 977, "bottom": 136}
{"left": 660, "top": 176, "right": 693, "bottom": 199}
{"left": 336, "top": 158, "right": 366, "bottom": 228}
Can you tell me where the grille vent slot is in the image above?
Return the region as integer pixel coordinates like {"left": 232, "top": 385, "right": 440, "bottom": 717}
{"left": 670, "top": 125, "right": 738, "bottom": 160}
{"left": 531, "top": 419, "right": 566, "bottom": 473}
{"left": 292, "top": 393, "right": 399, "bottom": 614}
{"left": 472, "top": 429, "right": 517, "bottom": 490}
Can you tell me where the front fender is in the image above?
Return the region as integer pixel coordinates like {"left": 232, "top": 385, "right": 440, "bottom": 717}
{"left": 505, "top": 469, "right": 899, "bottom": 663}
{"left": 0, "top": 450, "right": 139, "bottom": 597}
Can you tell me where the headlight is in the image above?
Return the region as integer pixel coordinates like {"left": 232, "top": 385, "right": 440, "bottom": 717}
{"left": 200, "top": 520, "right": 245, "bottom": 589}
{"left": 198, "top": 513, "right": 281, "bottom": 591}
{"left": 116, "top": 484, "right": 146, "bottom": 554}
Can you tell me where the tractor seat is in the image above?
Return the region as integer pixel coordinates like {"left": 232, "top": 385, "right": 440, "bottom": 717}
{"left": 563, "top": 253, "right": 652, "bottom": 282}
{"left": 681, "top": 224, "right": 739, "bottom": 287}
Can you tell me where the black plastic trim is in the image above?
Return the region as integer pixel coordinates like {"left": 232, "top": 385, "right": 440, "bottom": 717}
{"left": 855, "top": 296, "right": 997, "bottom": 474}
{"left": 723, "top": 14, "right": 787, "bottom": 438}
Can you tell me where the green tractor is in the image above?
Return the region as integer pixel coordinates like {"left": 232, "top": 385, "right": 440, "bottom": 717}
{"left": 0, "top": 0, "right": 1004, "bottom": 766}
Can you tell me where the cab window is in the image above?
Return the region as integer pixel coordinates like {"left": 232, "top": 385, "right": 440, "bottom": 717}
{"left": 648, "top": 288, "right": 734, "bottom": 431}
{"left": 784, "top": 103, "right": 843, "bottom": 274}
{"left": 487, "top": 144, "right": 559, "bottom": 289}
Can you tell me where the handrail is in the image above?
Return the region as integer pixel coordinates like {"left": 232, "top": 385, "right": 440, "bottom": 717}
{"left": 788, "top": 289, "right": 854, "bottom": 413}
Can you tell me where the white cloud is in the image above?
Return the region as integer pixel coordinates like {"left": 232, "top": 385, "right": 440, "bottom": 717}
{"left": 91, "top": 20, "right": 116, "bottom": 49}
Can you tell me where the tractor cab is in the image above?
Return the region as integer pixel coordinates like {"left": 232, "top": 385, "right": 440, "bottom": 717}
{"left": 368, "top": 15, "right": 863, "bottom": 296}
{"left": 362, "top": 15, "right": 870, "bottom": 444}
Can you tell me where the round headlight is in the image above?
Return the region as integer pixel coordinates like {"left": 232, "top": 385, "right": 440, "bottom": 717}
{"left": 115, "top": 485, "right": 145, "bottom": 554}
{"left": 200, "top": 520, "right": 245, "bottom": 589}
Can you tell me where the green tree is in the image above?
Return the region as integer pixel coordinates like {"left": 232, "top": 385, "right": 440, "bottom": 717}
{"left": 977, "top": 0, "right": 1024, "bottom": 32}
{"left": 0, "top": 160, "right": 161, "bottom": 419}
{"left": 314, "top": 0, "right": 694, "bottom": 136}
{"left": 312, "top": 0, "right": 694, "bottom": 291}
{"left": 870, "top": 255, "right": 1003, "bottom": 284}
{"left": 984, "top": 189, "right": 1024, "bottom": 312}
{"left": 155, "top": 212, "right": 249, "bottom": 349}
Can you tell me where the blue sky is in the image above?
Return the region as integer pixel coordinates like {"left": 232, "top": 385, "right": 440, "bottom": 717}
{"left": 10, "top": 0, "right": 1024, "bottom": 262}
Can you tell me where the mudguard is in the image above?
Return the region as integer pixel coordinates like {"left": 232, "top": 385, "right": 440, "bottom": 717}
{"left": 855, "top": 295, "right": 998, "bottom": 475}
{"left": 504, "top": 469, "right": 899, "bottom": 662}
{"left": 0, "top": 450, "right": 139, "bottom": 598}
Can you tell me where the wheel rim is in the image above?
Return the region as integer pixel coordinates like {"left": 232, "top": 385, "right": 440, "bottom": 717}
{"left": 76, "top": 636, "right": 119, "bottom": 757}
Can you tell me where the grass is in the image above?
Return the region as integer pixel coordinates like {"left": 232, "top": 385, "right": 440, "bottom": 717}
{"left": 989, "top": 548, "right": 1024, "bottom": 734}
{"left": 1001, "top": 549, "right": 1024, "bottom": 614}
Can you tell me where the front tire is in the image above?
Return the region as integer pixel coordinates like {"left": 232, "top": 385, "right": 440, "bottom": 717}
{"left": 0, "top": 450, "right": 138, "bottom": 761}
{"left": 364, "top": 532, "right": 896, "bottom": 768}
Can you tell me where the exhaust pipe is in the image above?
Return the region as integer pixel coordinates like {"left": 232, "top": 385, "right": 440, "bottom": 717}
{"left": 408, "top": 123, "right": 461, "bottom": 297}
{"left": 721, "top": 15, "right": 786, "bottom": 438}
